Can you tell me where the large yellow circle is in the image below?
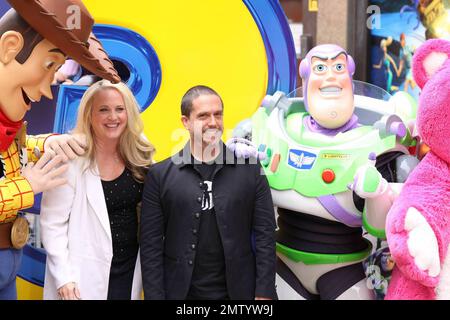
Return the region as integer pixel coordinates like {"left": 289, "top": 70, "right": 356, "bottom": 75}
{"left": 84, "top": 0, "right": 269, "bottom": 160}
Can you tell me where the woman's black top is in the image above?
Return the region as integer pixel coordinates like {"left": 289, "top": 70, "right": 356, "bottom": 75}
{"left": 101, "top": 167, "right": 143, "bottom": 300}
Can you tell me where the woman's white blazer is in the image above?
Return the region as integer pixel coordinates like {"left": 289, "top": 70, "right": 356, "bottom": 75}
{"left": 40, "top": 157, "right": 142, "bottom": 300}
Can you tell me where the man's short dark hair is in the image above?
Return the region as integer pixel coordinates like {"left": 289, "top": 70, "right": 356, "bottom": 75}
{"left": 0, "top": 9, "right": 44, "bottom": 64}
{"left": 181, "top": 85, "right": 224, "bottom": 117}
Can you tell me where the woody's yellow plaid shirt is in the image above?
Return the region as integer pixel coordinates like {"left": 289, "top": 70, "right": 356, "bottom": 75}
{"left": 0, "top": 132, "right": 50, "bottom": 224}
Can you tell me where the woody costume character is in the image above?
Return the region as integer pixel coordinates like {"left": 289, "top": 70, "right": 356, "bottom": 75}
{"left": 0, "top": 0, "right": 119, "bottom": 299}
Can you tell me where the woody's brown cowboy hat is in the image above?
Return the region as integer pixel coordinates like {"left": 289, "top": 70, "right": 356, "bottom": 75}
{"left": 7, "top": 0, "right": 120, "bottom": 83}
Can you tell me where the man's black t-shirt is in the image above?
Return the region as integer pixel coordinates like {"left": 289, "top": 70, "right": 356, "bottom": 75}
{"left": 187, "top": 160, "right": 229, "bottom": 300}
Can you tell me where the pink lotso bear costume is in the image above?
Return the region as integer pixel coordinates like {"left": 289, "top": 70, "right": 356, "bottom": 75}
{"left": 385, "top": 38, "right": 450, "bottom": 300}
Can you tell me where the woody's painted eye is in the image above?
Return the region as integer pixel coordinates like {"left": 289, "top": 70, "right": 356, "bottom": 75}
{"left": 45, "top": 61, "right": 55, "bottom": 70}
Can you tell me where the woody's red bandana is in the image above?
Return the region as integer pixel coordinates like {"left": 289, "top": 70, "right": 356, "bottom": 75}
{"left": 0, "top": 109, "right": 23, "bottom": 152}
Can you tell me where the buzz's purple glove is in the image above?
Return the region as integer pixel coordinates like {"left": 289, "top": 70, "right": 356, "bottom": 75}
{"left": 226, "top": 137, "right": 266, "bottom": 160}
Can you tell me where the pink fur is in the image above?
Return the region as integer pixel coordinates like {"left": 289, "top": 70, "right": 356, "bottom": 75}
{"left": 412, "top": 39, "right": 450, "bottom": 90}
{"left": 385, "top": 39, "right": 450, "bottom": 300}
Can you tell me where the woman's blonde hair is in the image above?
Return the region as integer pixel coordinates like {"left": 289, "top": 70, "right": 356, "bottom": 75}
{"left": 72, "top": 80, "right": 155, "bottom": 182}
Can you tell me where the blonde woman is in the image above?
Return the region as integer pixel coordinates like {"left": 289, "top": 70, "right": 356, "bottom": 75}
{"left": 40, "top": 80, "right": 154, "bottom": 300}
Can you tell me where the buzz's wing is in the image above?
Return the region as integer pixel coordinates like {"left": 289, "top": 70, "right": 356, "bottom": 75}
{"left": 302, "top": 156, "right": 315, "bottom": 166}
{"left": 289, "top": 152, "right": 302, "bottom": 166}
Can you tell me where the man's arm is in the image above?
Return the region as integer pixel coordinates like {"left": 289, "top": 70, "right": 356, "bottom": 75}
{"left": 140, "top": 165, "right": 165, "bottom": 299}
{"left": 252, "top": 163, "right": 277, "bottom": 299}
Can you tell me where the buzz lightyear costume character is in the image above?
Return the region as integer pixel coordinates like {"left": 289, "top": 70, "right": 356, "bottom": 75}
{"left": 228, "top": 44, "right": 418, "bottom": 299}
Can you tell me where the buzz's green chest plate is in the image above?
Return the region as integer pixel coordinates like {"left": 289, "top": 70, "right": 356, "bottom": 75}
{"left": 252, "top": 109, "right": 396, "bottom": 197}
